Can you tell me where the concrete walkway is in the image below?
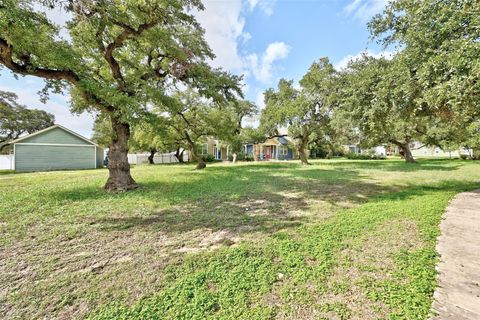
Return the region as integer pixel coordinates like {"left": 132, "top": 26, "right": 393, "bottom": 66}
{"left": 431, "top": 190, "right": 480, "bottom": 319}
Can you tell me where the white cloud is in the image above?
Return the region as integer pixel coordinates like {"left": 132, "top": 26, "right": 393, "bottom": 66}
{"left": 344, "top": 0, "right": 388, "bottom": 22}
{"left": 195, "top": 1, "right": 290, "bottom": 90}
{"left": 247, "top": 0, "right": 276, "bottom": 16}
{"left": 247, "top": 0, "right": 260, "bottom": 9}
{"left": 194, "top": 0, "right": 248, "bottom": 72}
{"left": 33, "top": 4, "right": 71, "bottom": 40}
{"left": 334, "top": 49, "right": 395, "bottom": 70}
{"left": 247, "top": 42, "right": 290, "bottom": 83}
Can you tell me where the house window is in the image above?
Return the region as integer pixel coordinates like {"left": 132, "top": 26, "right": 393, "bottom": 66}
{"left": 279, "top": 146, "right": 288, "bottom": 156}
{"left": 198, "top": 143, "right": 208, "bottom": 155}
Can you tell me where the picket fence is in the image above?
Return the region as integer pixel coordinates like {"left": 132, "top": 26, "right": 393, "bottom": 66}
{"left": 127, "top": 152, "right": 189, "bottom": 165}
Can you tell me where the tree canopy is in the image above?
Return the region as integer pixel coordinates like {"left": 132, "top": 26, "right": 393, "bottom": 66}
{"left": 369, "top": 0, "right": 480, "bottom": 153}
{"left": 163, "top": 89, "right": 222, "bottom": 169}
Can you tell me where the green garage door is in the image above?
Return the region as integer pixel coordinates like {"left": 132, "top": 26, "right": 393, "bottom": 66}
{"left": 15, "top": 144, "right": 96, "bottom": 172}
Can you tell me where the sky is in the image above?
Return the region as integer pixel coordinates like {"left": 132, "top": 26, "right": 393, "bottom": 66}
{"left": 0, "top": 0, "right": 392, "bottom": 138}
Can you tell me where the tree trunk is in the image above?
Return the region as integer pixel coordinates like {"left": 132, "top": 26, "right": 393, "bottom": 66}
{"left": 401, "top": 144, "right": 415, "bottom": 163}
{"left": 395, "top": 141, "right": 415, "bottom": 163}
{"left": 186, "top": 138, "right": 206, "bottom": 170}
{"left": 232, "top": 152, "right": 237, "bottom": 164}
{"left": 472, "top": 148, "right": 479, "bottom": 160}
{"left": 299, "top": 136, "right": 310, "bottom": 165}
{"left": 174, "top": 148, "right": 185, "bottom": 163}
{"left": 148, "top": 149, "right": 156, "bottom": 164}
{"left": 104, "top": 117, "right": 138, "bottom": 191}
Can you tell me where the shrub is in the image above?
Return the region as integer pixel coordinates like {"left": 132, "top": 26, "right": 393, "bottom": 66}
{"left": 460, "top": 154, "right": 468, "bottom": 160}
{"left": 245, "top": 154, "right": 255, "bottom": 161}
{"left": 202, "top": 154, "right": 216, "bottom": 162}
{"left": 228, "top": 151, "right": 248, "bottom": 161}
{"left": 310, "top": 147, "right": 328, "bottom": 159}
{"left": 227, "top": 151, "right": 255, "bottom": 162}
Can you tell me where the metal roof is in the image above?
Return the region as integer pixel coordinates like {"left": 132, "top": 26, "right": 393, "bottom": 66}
{"left": 277, "top": 136, "right": 289, "bottom": 145}
{"left": 11, "top": 124, "right": 100, "bottom": 147}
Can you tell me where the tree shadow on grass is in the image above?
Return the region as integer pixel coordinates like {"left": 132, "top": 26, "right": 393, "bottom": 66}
{"left": 93, "top": 190, "right": 307, "bottom": 236}
{"left": 37, "top": 159, "right": 474, "bottom": 241}
{"left": 315, "top": 159, "right": 463, "bottom": 172}
{"left": 85, "top": 166, "right": 399, "bottom": 238}
{"left": 48, "top": 162, "right": 365, "bottom": 203}
{"left": 372, "top": 180, "right": 480, "bottom": 202}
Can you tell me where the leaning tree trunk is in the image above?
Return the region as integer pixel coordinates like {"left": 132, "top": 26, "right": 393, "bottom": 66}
{"left": 399, "top": 143, "right": 415, "bottom": 163}
{"left": 187, "top": 139, "right": 206, "bottom": 170}
{"left": 299, "top": 136, "right": 310, "bottom": 165}
{"left": 174, "top": 148, "right": 184, "bottom": 163}
{"left": 472, "top": 147, "right": 479, "bottom": 160}
{"left": 148, "top": 149, "right": 156, "bottom": 165}
{"left": 104, "top": 117, "right": 138, "bottom": 191}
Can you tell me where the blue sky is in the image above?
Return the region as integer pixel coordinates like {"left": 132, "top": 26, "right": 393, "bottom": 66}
{"left": 0, "top": 0, "right": 391, "bottom": 137}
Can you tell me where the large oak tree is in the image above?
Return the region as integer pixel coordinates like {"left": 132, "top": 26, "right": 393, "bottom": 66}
{"left": 338, "top": 54, "right": 433, "bottom": 163}
{"left": 0, "top": 0, "right": 240, "bottom": 190}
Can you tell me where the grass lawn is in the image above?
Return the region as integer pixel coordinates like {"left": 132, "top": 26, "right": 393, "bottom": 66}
{"left": 1, "top": 159, "right": 479, "bottom": 319}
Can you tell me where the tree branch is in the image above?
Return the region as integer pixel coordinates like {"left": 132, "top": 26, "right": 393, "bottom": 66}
{"left": 103, "top": 21, "right": 158, "bottom": 93}
{"left": 0, "top": 38, "right": 79, "bottom": 83}
{"left": 0, "top": 38, "right": 116, "bottom": 113}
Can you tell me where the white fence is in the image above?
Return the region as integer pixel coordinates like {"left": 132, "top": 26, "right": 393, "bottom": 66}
{"left": 0, "top": 154, "right": 14, "bottom": 170}
{"left": 127, "top": 152, "right": 189, "bottom": 165}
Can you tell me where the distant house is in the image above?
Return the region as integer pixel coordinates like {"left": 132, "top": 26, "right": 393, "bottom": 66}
{"left": 12, "top": 125, "right": 104, "bottom": 172}
{"left": 245, "top": 136, "right": 296, "bottom": 161}
{"left": 194, "top": 135, "right": 298, "bottom": 162}
{"left": 197, "top": 138, "right": 230, "bottom": 160}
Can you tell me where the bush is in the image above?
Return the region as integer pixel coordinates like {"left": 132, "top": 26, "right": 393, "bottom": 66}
{"left": 460, "top": 154, "right": 468, "bottom": 160}
{"left": 228, "top": 151, "right": 254, "bottom": 162}
{"left": 228, "top": 151, "right": 246, "bottom": 161}
{"left": 245, "top": 154, "right": 255, "bottom": 161}
{"left": 310, "top": 147, "right": 328, "bottom": 159}
{"left": 345, "top": 152, "right": 386, "bottom": 160}
{"left": 202, "top": 154, "right": 216, "bottom": 162}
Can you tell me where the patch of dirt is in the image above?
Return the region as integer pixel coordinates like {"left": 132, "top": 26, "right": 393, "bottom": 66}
{"left": 173, "top": 229, "right": 239, "bottom": 253}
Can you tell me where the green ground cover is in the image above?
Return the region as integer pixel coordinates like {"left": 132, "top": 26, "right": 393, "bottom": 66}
{"left": 1, "top": 159, "right": 479, "bottom": 319}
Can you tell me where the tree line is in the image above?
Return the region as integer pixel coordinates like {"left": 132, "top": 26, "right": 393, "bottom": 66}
{"left": 0, "top": 0, "right": 478, "bottom": 191}
{"left": 260, "top": 0, "right": 479, "bottom": 165}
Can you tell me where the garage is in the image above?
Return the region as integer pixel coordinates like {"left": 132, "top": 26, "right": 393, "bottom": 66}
{"left": 12, "top": 125, "right": 104, "bottom": 172}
